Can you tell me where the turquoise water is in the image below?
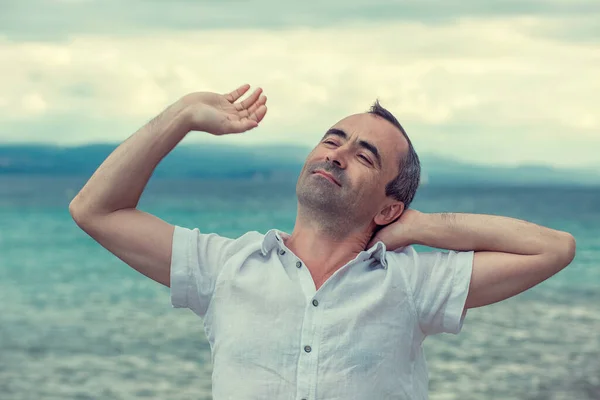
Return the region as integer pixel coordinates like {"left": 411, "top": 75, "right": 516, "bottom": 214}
{"left": 1, "top": 176, "right": 599, "bottom": 399}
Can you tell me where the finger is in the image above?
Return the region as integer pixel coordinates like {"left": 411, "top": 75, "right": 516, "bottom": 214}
{"left": 240, "top": 95, "right": 267, "bottom": 118}
{"left": 367, "top": 237, "right": 378, "bottom": 248}
{"left": 224, "top": 84, "right": 251, "bottom": 103}
{"left": 235, "top": 87, "right": 262, "bottom": 112}
{"left": 247, "top": 104, "right": 267, "bottom": 124}
{"left": 227, "top": 104, "right": 267, "bottom": 133}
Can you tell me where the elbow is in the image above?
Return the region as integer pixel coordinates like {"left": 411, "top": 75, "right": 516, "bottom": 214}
{"left": 69, "top": 198, "right": 92, "bottom": 226}
{"left": 69, "top": 202, "right": 85, "bottom": 227}
{"left": 554, "top": 232, "right": 576, "bottom": 268}
{"left": 564, "top": 233, "right": 577, "bottom": 265}
{"left": 69, "top": 198, "right": 83, "bottom": 219}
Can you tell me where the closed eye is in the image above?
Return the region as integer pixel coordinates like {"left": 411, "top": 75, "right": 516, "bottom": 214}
{"left": 359, "top": 155, "right": 373, "bottom": 165}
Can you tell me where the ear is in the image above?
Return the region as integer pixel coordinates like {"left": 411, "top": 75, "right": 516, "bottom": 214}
{"left": 374, "top": 201, "right": 405, "bottom": 226}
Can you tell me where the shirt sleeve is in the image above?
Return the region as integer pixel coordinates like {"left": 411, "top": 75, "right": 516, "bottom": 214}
{"left": 170, "top": 225, "right": 235, "bottom": 318}
{"left": 400, "top": 249, "right": 474, "bottom": 336}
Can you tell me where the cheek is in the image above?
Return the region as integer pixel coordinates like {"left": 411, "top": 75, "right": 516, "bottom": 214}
{"left": 360, "top": 175, "right": 386, "bottom": 198}
{"left": 304, "top": 151, "right": 324, "bottom": 168}
{"left": 301, "top": 154, "right": 318, "bottom": 173}
{"left": 308, "top": 147, "right": 324, "bottom": 158}
{"left": 351, "top": 171, "right": 380, "bottom": 193}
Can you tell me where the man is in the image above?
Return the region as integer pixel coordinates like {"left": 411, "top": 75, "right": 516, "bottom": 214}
{"left": 69, "top": 84, "right": 576, "bottom": 399}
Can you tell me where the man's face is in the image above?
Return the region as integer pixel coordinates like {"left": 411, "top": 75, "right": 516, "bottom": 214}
{"left": 296, "top": 113, "right": 408, "bottom": 228}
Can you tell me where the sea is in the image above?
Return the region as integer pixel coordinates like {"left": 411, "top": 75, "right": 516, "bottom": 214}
{"left": 1, "top": 175, "right": 599, "bottom": 400}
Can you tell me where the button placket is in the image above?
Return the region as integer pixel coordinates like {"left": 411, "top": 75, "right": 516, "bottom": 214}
{"left": 304, "top": 292, "right": 325, "bottom": 400}
{"left": 295, "top": 270, "right": 321, "bottom": 400}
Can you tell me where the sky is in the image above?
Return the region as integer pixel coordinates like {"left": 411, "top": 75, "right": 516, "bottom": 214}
{"left": 1, "top": 0, "right": 599, "bottom": 168}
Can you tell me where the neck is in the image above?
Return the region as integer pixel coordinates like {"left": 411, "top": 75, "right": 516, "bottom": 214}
{"left": 284, "top": 208, "right": 375, "bottom": 285}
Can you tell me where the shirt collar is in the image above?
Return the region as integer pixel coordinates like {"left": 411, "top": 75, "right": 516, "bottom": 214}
{"left": 260, "top": 229, "right": 289, "bottom": 256}
{"left": 260, "top": 229, "right": 388, "bottom": 269}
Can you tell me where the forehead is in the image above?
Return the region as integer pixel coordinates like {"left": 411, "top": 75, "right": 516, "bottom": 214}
{"left": 330, "top": 113, "right": 408, "bottom": 166}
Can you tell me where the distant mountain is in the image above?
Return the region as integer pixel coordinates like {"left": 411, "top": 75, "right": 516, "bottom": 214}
{"left": 0, "top": 143, "right": 599, "bottom": 186}
{"left": 0, "top": 143, "right": 307, "bottom": 180}
{"left": 418, "top": 155, "right": 600, "bottom": 186}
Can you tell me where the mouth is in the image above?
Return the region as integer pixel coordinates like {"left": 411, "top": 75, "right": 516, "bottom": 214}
{"left": 313, "top": 170, "right": 341, "bottom": 186}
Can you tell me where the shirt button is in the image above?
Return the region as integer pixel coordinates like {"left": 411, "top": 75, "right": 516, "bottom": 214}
{"left": 304, "top": 345, "right": 312, "bottom": 353}
{"left": 279, "top": 250, "right": 286, "bottom": 255}
{"left": 296, "top": 261, "right": 302, "bottom": 268}
{"left": 312, "top": 299, "right": 319, "bottom": 307}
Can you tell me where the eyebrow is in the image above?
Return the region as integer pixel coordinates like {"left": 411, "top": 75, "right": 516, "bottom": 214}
{"left": 322, "top": 128, "right": 382, "bottom": 168}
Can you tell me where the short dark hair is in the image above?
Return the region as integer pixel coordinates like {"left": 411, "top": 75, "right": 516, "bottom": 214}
{"left": 368, "top": 100, "right": 421, "bottom": 209}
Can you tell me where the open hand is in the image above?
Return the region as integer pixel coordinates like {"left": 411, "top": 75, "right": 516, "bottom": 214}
{"left": 181, "top": 84, "right": 268, "bottom": 135}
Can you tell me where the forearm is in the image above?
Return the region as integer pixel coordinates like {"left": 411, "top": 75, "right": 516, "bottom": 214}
{"left": 413, "top": 213, "right": 573, "bottom": 256}
{"left": 69, "top": 98, "right": 191, "bottom": 218}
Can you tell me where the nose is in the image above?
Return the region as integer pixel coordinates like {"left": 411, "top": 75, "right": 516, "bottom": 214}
{"left": 325, "top": 145, "right": 348, "bottom": 169}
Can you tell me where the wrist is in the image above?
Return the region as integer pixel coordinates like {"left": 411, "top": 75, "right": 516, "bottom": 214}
{"left": 176, "top": 96, "right": 212, "bottom": 133}
{"left": 408, "top": 211, "right": 434, "bottom": 246}
{"left": 173, "top": 106, "right": 194, "bottom": 135}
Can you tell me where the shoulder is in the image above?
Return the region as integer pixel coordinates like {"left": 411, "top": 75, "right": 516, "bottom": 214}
{"left": 385, "top": 246, "right": 473, "bottom": 265}
{"left": 384, "top": 245, "right": 420, "bottom": 266}
{"left": 231, "top": 230, "right": 267, "bottom": 252}
{"left": 173, "top": 225, "right": 267, "bottom": 256}
{"left": 384, "top": 246, "right": 474, "bottom": 280}
{"left": 174, "top": 225, "right": 264, "bottom": 243}
{"left": 228, "top": 230, "right": 266, "bottom": 245}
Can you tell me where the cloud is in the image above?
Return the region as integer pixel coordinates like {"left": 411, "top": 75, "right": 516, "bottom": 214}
{"left": 2, "top": 0, "right": 600, "bottom": 40}
{"left": 0, "top": 10, "right": 598, "bottom": 168}
{"left": 523, "top": 15, "right": 600, "bottom": 43}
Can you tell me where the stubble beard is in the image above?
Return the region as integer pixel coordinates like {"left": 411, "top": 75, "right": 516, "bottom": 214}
{"left": 296, "top": 173, "right": 359, "bottom": 238}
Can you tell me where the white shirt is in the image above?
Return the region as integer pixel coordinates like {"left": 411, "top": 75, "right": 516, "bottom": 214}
{"left": 170, "top": 225, "right": 474, "bottom": 400}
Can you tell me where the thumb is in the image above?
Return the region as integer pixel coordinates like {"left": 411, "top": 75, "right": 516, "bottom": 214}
{"left": 367, "top": 233, "right": 384, "bottom": 249}
{"left": 368, "top": 224, "right": 405, "bottom": 250}
{"left": 367, "top": 238, "right": 376, "bottom": 248}
{"left": 368, "top": 224, "right": 390, "bottom": 248}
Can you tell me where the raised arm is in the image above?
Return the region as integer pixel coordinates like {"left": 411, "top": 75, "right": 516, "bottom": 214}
{"left": 369, "top": 210, "right": 576, "bottom": 309}
{"left": 69, "top": 84, "right": 267, "bottom": 286}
